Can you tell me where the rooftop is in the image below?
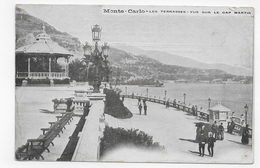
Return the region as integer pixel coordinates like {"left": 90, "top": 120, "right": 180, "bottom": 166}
{"left": 16, "top": 25, "right": 72, "bottom": 56}
{"left": 210, "top": 102, "right": 231, "bottom": 112}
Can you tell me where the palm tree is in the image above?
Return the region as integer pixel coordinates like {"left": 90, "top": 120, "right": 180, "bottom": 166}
{"left": 69, "top": 59, "right": 87, "bottom": 81}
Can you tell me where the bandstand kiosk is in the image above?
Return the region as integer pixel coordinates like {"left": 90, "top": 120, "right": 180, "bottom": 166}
{"left": 15, "top": 26, "right": 73, "bottom": 85}
{"left": 208, "top": 102, "right": 231, "bottom": 129}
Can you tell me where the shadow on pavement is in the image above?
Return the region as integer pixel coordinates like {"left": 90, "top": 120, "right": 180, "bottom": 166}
{"left": 227, "top": 140, "right": 251, "bottom": 146}
{"left": 179, "top": 138, "right": 197, "bottom": 143}
{"left": 188, "top": 150, "right": 210, "bottom": 157}
{"left": 39, "top": 109, "right": 54, "bottom": 114}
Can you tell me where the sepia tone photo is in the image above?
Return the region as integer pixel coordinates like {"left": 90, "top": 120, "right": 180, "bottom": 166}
{"left": 15, "top": 4, "right": 253, "bottom": 163}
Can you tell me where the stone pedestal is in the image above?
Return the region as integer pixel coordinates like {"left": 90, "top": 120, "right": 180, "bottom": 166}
{"left": 86, "top": 92, "right": 106, "bottom": 101}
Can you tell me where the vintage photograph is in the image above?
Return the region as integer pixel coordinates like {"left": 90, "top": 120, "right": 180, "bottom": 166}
{"left": 15, "top": 5, "right": 253, "bottom": 163}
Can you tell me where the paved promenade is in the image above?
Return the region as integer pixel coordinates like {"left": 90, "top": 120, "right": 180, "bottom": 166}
{"left": 15, "top": 86, "right": 80, "bottom": 161}
{"left": 102, "top": 98, "right": 253, "bottom": 163}
{"left": 72, "top": 100, "right": 104, "bottom": 161}
{"left": 42, "top": 116, "right": 80, "bottom": 161}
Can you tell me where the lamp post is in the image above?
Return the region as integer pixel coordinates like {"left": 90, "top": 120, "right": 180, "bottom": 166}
{"left": 208, "top": 98, "right": 211, "bottom": 109}
{"left": 146, "top": 88, "right": 149, "bottom": 98}
{"left": 83, "top": 24, "right": 110, "bottom": 93}
{"left": 244, "top": 104, "right": 248, "bottom": 126}
{"left": 183, "top": 93, "right": 186, "bottom": 104}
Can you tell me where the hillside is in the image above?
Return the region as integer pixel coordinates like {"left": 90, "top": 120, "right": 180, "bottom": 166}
{"left": 15, "top": 7, "right": 252, "bottom": 84}
{"left": 15, "top": 7, "right": 82, "bottom": 56}
{"left": 112, "top": 43, "right": 253, "bottom": 76}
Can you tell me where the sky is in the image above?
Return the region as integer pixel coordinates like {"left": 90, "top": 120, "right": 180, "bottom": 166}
{"left": 18, "top": 4, "right": 254, "bottom": 69}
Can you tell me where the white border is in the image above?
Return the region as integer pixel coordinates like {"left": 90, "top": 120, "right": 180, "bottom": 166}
{"left": 1, "top": 1, "right": 259, "bottom": 168}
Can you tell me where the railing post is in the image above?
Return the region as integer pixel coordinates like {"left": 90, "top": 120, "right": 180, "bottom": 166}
{"left": 28, "top": 58, "right": 31, "bottom": 78}
{"left": 49, "top": 57, "right": 52, "bottom": 78}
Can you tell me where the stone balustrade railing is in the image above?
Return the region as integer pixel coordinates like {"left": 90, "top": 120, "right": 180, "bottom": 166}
{"left": 16, "top": 72, "right": 68, "bottom": 79}
{"left": 121, "top": 94, "right": 252, "bottom": 138}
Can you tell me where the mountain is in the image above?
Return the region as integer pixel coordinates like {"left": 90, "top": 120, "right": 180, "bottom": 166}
{"left": 112, "top": 43, "right": 252, "bottom": 76}
{"left": 15, "top": 7, "right": 82, "bottom": 57}
{"left": 15, "top": 7, "right": 252, "bottom": 84}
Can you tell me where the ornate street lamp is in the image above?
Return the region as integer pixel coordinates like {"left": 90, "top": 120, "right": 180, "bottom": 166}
{"left": 146, "top": 88, "right": 149, "bottom": 98}
{"left": 208, "top": 98, "right": 211, "bottom": 109}
{"left": 83, "top": 24, "right": 110, "bottom": 93}
{"left": 244, "top": 104, "right": 248, "bottom": 125}
{"left": 183, "top": 93, "right": 186, "bottom": 104}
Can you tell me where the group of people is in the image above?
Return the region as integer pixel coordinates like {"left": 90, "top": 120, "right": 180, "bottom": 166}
{"left": 198, "top": 130, "right": 216, "bottom": 157}
{"left": 198, "top": 120, "right": 250, "bottom": 157}
{"left": 227, "top": 118, "right": 250, "bottom": 145}
{"left": 191, "top": 105, "right": 198, "bottom": 116}
{"left": 138, "top": 97, "right": 147, "bottom": 115}
{"left": 197, "top": 121, "right": 224, "bottom": 157}
{"left": 211, "top": 121, "right": 224, "bottom": 140}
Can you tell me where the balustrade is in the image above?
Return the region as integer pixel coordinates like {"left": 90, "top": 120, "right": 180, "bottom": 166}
{"left": 121, "top": 93, "right": 252, "bottom": 138}
{"left": 16, "top": 72, "right": 68, "bottom": 79}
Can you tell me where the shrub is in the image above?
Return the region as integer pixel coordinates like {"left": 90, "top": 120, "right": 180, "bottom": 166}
{"left": 104, "top": 89, "right": 132, "bottom": 119}
{"left": 100, "top": 126, "right": 164, "bottom": 157}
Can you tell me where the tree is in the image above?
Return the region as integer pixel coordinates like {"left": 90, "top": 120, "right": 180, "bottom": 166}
{"left": 69, "top": 59, "right": 87, "bottom": 81}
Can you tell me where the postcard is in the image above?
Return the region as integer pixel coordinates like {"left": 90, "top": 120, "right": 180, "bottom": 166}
{"left": 15, "top": 4, "right": 253, "bottom": 163}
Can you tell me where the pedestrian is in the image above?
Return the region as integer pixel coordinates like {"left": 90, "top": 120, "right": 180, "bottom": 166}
{"left": 212, "top": 121, "right": 218, "bottom": 139}
{"left": 66, "top": 98, "right": 73, "bottom": 112}
{"left": 173, "top": 99, "right": 176, "bottom": 108}
{"left": 195, "top": 105, "right": 198, "bottom": 116}
{"left": 231, "top": 111, "right": 235, "bottom": 118}
{"left": 207, "top": 132, "right": 216, "bottom": 157}
{"left": 143, "top": 100, "right": 147, "bottom": 115}
{"left": 138, "top": 97, "right": 141, "bottom": 106}
{"left": 198, "top": 130, "right": 206, "bottom": 157}
{"left": 138, "top": 102, "right": 142, "bottom": 115}
{"left": 192, "top": 105, "right": 195, "bottom": 116}
{"left": 227, "top": 122, "right": 231, "bottom": 134}
{"left": 218, "top": 123, "right": 224, "bottom": 140}
{"left": 230, "top": 120, "right": 235, "bottom": 134}
{"left": 241, "top": 124, "right": 249, "bottom": 144}
{"left": 195, "top": 125, "right": 202, "bottom": 142}
{"left": 166, "top": 99, "right": 170, "bottom": 108}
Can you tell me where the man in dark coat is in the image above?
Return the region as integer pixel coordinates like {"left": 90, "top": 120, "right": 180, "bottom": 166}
{"left": 218, "top": 123, "right": 224, "bottom": 140}
{"left": 143, "top": 100, "right": 147, "bottom": 115}
{"left": 198, "top": 130, "right": 207, "bottom": 157}
{"left": 207, "top": 132, "right": 216, "bottom": 157}
{"left": 137, "top": 97, "right": 141, "bottom": 106}
{"left": 138, "top": 103, "right": 142, "bottom": 115}
{"left": 212, "top": 121, "right": 218, "bottom": 139}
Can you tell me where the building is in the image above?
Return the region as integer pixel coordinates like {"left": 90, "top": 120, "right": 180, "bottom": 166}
{"left": 15, "top": 26, "right": 73, "bottom": 85}
{"left": 208, "top": 102, "right": 231, "bottom": 129}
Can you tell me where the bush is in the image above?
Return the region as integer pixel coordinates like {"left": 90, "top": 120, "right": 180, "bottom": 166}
{"left": 100, "top": 126, "right": 164, "bottom": 157}
{"left": 104, "top": 89, "right": 132, "bottom": 119}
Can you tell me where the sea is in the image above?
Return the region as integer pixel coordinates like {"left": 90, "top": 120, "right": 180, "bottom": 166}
{"left": 117, "top": 82, "right": 253, "bottom": 127}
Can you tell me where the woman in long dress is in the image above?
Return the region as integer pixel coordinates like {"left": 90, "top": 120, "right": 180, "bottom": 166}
{"left": 241, "top": 124, "right": 249, "bottom": 144}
